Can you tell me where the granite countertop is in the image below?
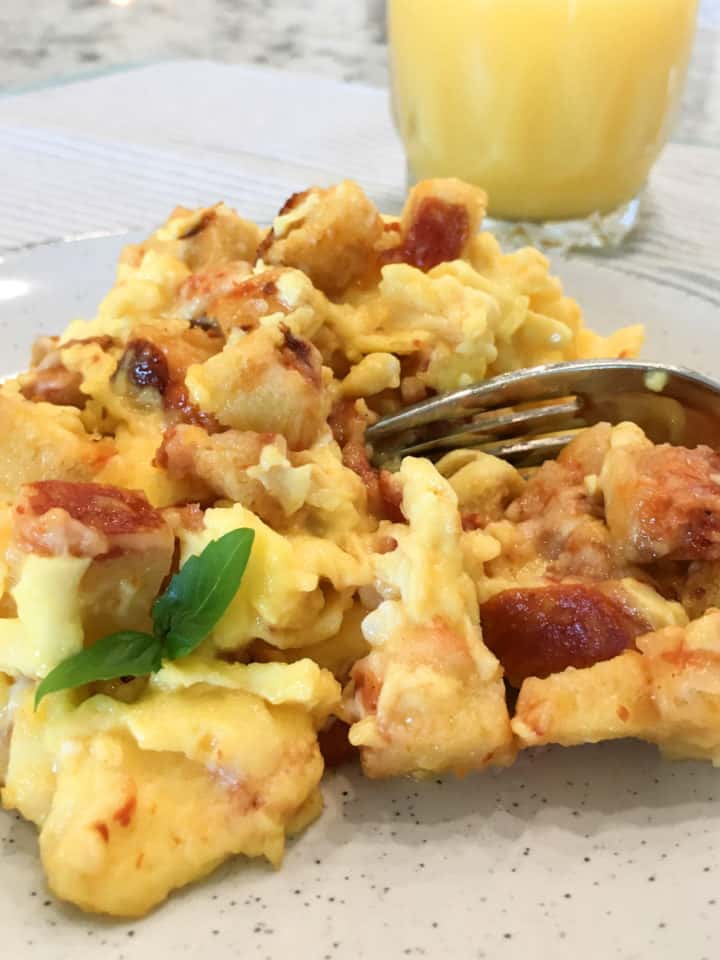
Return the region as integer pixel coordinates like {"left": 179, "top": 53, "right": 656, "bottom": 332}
{"left": 1, "top": 0, "right": 389, "bottom": 88}
{"left": 2, "top": 0, "right": 720, "bottom": 148}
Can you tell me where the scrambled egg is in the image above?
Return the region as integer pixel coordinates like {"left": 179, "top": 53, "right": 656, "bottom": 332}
{"left": 5, "top": 660, "right": 337, "bottom": 916}
{"left": 7, "top": 176, "right": 714, "bottom": 919}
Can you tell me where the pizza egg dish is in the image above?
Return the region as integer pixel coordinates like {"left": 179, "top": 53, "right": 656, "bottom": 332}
{"left": 1, "top": 178, "right": 719, "bottom": 918}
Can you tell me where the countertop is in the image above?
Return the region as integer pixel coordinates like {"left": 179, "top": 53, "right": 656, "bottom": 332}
{"left": 1, "top": 1, "right": 389, "bottom": 88}
{"left": 2, "top": 0, "right": 719, "bottom": 149}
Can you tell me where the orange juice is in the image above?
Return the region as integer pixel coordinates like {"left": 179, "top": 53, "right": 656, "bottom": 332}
{"left": 389, "top": 0, "right": 698, "bottom": 221}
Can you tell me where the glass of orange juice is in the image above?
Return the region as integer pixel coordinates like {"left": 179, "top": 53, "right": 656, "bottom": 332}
{"left": 388, "top": 0, "right": 698, "bottom": 249}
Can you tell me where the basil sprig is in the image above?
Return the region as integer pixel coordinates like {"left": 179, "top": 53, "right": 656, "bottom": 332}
{"left": 34, "top": 528, "right": 254, "bottom": 708}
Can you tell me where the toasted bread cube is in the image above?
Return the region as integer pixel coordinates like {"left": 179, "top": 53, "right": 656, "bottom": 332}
{"left": 0, "top": 394, "right": 113, "bottom": 500}
{"left": 345, "top": 458, "right": 515, "bottom": 777}
{"left": 12, "top": 481, "right": 174, "bottom": 644}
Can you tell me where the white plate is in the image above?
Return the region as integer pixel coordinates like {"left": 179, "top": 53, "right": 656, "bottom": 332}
{"left": 0, "top": 237, "right": 719, "bottom": 960}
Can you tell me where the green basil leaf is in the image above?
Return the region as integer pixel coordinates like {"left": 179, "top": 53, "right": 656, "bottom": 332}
{"left": 152, "top": 528, "right": 255, "bottom": 661}
{"left": 34, "top": 631, "right": 162, "bottom": 708}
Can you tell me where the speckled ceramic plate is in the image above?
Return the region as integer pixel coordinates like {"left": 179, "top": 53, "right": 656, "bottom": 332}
{"left": 1, "top": 236, "right": 719, "bottom": 960}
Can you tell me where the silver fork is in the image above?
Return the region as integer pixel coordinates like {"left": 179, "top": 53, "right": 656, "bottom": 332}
{"left": 366, "top": 360, "right": 720, "bottom": 468}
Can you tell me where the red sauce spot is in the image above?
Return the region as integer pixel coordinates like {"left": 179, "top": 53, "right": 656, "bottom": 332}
{"left": 329, "top": 398, "right": 378, "bottom": 488}
{"left": 328, "top": 398, "right": 356, "bottom": 449}
{"left": 93, "top": 821, "right": 109, "bottom": 844}
{"left": 113, "top": 794, "right": 137, "bottom": 827}
{"left": 317, "top": 720, "right": 358, "bottom": 768}
{"left": 329, "top": 400, "right": 404, "bottom": 522}
{"left": 26, "top": 481, "right": 163, "bottom": 534}
{"left": 379, "top": 197, "right": 470, "bottom": 272}
{"left": 328, "top": 399, "right": 405, "bottom": 523}
{"left": 342, "top": 439, "right": 378, "bottom": 499}
{"left": 480, "top": 583, "right": 650, "bottom": 687}
{"left": 352, "top": 660, "right": 382, "bottom": 714}
{"left": 658, "top": 646, "right": 720, "bottom": 672}
{"left": 378, "top": 469, "right": 404, "bottom": 523}
{"left": 617, "top": 705, "right": 630, "bottom": 721}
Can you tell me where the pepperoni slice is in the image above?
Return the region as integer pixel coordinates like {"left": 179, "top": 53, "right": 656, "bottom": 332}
{"left": 22, "top": 481, "right": 164, "bottom": 534}
{"left": 379, "top": 197, "right": 470, "bottom": 272}
{"left": 480, "top": 583, "right": 650, "bottom": 687}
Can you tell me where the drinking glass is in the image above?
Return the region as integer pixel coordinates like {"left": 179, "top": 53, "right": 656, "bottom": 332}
{"left": 388, "top": 0, "right": 699, "bottom": 249}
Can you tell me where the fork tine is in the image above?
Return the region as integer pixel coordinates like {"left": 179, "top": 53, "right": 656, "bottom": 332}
{"left": 386, "top": 398, "right": 584, "bottom": 456}
{"left": 476, "top": 433, "right": 579, "bottom": 465}
{"left": 366, "top": 360, "right": 720, "bottom": 438}
{"left": 382, "top": 432, "right": 579, "bottom": 466}
{"left": 366, "top": 359, "right": 720, "bottom": 468}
